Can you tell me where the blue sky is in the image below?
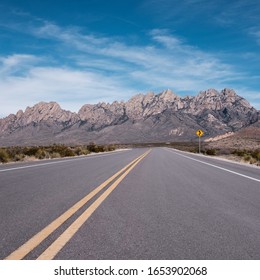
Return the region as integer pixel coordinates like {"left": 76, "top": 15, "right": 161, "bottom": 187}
{"left": 0, "top": 0, "right": 260, "bottom": 117}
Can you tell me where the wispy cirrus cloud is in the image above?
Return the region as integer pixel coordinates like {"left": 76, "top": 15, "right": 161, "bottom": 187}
{"left": 0, "top": 19, "right": 259, "bottom": 118}
{"left": 0, "top": 54, "right": 39, "bottom": 75}
{"left": 0, "top": 64, "right": 133, "bottom": 117}
{"left": 149, "top": 29, "right": 183, "bottom": 48}
{"left": 28, "top": 22, "right": 236, "bottom": 84}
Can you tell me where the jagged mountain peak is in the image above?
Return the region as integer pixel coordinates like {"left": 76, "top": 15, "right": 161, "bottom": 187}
{"left": 198, "top": 88, "right": 220, "bottom": 98}
{"left": 159, "top": 89, "right": 178, "bottom": 102}
{"left": 24, "top": 101, "right": 61, "bottom": 114}
{"left": 197, "top": 88, "right": 238, "bottom": 100}
{"left": 0, "top": 88, "right": 258, "bottom": 145}
{"left": 160, "top": 88, "right": 177, "bottom": 97}
{"left": 221, "top": 88, "right": 236, "bottom": 97}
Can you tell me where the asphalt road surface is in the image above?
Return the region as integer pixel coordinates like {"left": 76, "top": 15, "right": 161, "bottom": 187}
{"left": 1, "top": 148, "right": 259, "bottom": 260}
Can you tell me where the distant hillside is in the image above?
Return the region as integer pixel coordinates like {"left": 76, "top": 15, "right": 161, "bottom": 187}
{"left": 0, "top": 88, "right": 259, "bottom": 146}
{"left": 206, "top": 120, "right": 260, "bottom": 151}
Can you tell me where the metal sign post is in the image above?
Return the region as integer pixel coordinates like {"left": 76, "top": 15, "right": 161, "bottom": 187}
{"left": 196, "top": 130, "right": 204, "bottom": 153}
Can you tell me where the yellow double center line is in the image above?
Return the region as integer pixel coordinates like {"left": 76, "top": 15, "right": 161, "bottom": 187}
{"left": 5, "top": 149, "right": 150, "bottom": 260}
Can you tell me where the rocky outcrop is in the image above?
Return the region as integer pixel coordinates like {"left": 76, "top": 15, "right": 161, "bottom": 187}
{"left": 0, "top": 102, "right": 79, "bottom": 134}
{"left": 0, "top": 88, "right": 258, "bottom": 145}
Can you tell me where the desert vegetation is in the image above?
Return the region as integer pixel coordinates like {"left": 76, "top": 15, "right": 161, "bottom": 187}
{"left": 120, "top": 141, "right": 260, "bottom": 166}
{"left": 0, "top": 143, "right": 115, "bottom": 164}
{"left": 230, "top": 149, "right": 260, "bottom": 165}
{"left": 1, "top": 141, "right": 259, "bottom": 166}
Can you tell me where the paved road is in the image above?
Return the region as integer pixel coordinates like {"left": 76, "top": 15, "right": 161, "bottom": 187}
{"left": 0, "top": 148, "right": 259, "bottom": 260}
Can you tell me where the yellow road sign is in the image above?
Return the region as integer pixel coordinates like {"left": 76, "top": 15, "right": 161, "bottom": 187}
{"left": 196, "top": 129, "right": 204, "bottom": 137}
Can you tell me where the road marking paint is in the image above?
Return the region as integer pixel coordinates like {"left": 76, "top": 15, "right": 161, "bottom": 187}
{"left": 4, "top": 150, "right": 149, "bottom": 260}
{"left": 0, "top": 150, "right": 128, "bottom": 173}
{"left": 37, "top": 150, "right": 151, "bottom": 260}
{"left": 167, "top": 148, "right": 260, "bottom": 183}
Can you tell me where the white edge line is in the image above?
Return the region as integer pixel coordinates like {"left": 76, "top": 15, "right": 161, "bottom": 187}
{"left": 0, "top": 150, "right": 129, "bottom": 173}
{"left": 166, "top": 148, "right": 260, "bottom": 183}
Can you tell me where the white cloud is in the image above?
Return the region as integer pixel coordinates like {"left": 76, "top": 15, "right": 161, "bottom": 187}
{"left": 0, "top": 54, "right": 39, "bottom": 75}
{"left": 149, "top": 29, "right": 183, "bottom": 49}
{"left": 29, "top": 22, "right": 234, "bottom": 82}
{"left": 0, "top": 22, "right": 259, "bottom": 117}
{"left": 0, "top": 63, "right": 133, "bottom": 116}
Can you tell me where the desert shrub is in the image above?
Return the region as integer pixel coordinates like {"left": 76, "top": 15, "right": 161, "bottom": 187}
{"left": 72, "top": 146, "right": 89, "bottom": 156}
{"left": 249, "top": 158, "right": 257, "bottom": 164}
{"left": 189, "top": 148, "right": 197, "bottom": 153}
{"left": 0, "top": 143, "right": 115, "bottom": 164}
{"left": 50, "top": 144, "right": 75, "bottom": 157}
{"left": 87, "top": 142, "right": 98, "bottom": 153}
{"left": 80, "top": 147, "right": 90, "bottom": 155}
{"left": 13, "top": 153, "right": 25, "bottom": 161}
{"left": 57, "top": 147, "right": 74, "bottom": 157}
{"left": 96, "top": 145, "right": 104, "bottom": 153}
{"left": 232, "top": 149, "right": 247, "bottom": 157}
{"left": 24, "top": 147, "right": 41, "bottom": 157}
{"left": 243, "top": 154, "right": 251, "bottom": 162}
{"left": 105, "top": 145, "right": 116, "bottom": 151}
{"left": 5, "top": 147, "right": 24, "bottom": 159}
{"left": 24, "top": 147, "right": 45, "bottom": 159}
{"left": 217, "top": 148, "right": 231, "bottom": 155}
{"left": 50, "top": 152, "right": 61, "bottom": 159}
{"left": 74, "top": 147, "right": 83, "bottom": 156}
{"left": 251, "top": 150, "right": 260, "bottom": 161}
{"left": 87, "top": 142, "right": 106, "bottom": 153}
{"left": 0, "top": 148, "right": 10, "bottom": 163}
{"left": 231, "top": 149, "right": 259, "bottom": 164}
{"left": 206, "top": 149, "right": 217, "bottom": 155}
{"left": 35, "top": 149, "right": 45, "bottom": 159}
{"left": 64, "top": 148, "right": 75, "bottom": 157}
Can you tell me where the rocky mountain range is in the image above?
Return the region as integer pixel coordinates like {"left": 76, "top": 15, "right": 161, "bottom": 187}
{"left": 0, "top": 88, "right": 259, "bottom": 146}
